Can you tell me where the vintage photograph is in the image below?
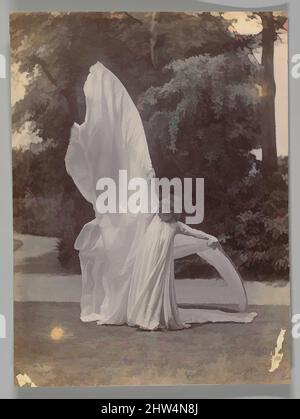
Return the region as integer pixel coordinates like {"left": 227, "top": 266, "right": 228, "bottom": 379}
{"left": 11, "top": 11, "right": 289, "bottom": 386}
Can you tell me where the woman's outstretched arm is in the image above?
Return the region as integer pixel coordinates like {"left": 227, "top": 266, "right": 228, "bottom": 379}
{"left": 176, "top": 221, "right": 219, "bottom": 249}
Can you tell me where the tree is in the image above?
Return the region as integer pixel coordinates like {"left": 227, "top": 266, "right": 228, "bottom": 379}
{"left": 10, "top": 12, "right": 289, "bottom": 278}
{"left": 259, "top": 12, "right": 278, "bottom": 174}
{"left": 139, "top": 50, "right": 260, "bottom": 240}
{"left": 11, "top": 12, "right": 242, "bottom": 269}
{"left": 255, "top": 12, "right": 287, "bottom": 176}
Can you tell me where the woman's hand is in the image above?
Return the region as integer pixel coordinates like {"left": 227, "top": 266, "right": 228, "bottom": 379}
{"left": 207, "top": 236, "right": 219, "bottom": 250}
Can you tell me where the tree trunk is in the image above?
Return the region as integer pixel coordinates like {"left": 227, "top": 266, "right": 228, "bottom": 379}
{"left": 259, "top": 12, "right": 278, "bottom": 175}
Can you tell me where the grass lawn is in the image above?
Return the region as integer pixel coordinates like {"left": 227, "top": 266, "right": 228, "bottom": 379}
{"left": 14, "top": 302, "right": 290, "bottom": 387}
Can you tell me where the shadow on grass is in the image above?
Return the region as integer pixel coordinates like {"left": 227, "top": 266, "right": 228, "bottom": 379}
{"left": 14, "top": 239, "right": 23, "bottom": 252}
{"left": 14, "top": 251, "right": 64, "bottom": 275}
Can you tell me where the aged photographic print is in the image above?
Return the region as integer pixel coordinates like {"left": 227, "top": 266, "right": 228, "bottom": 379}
{"left": 11, "top": 11, "right": 289, "bottom": 386}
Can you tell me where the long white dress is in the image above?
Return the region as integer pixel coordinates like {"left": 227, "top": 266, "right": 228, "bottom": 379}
{"left": 127, "top": 216, "right": 187, "bottom": 330}
{"left": 127, "top": 216, "right": 256, "bottom": 330}
{"left": 65, "top": 62, "right": 257, "bottom": 329}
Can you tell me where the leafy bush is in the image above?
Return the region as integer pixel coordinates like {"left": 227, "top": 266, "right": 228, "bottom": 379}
{"left": 228, "top": 157, "right": 289, "bottom": 279}
{"left": 175, "top": 158, "right": 289, "bottom": 280}
{"left": 13, "top": 192, "right": 63, "bottom": 237}
{"left": 11, "top": 13, "right": 288, "bottom": 279}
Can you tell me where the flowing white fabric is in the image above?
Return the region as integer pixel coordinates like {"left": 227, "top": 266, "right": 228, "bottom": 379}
{"left": 65, "top": 62, "right": 257, "bottom": 329}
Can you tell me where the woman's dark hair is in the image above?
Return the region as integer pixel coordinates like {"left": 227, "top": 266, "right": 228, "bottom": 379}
{"left": 158, "top": 193, "right": 182, "bottom": 223}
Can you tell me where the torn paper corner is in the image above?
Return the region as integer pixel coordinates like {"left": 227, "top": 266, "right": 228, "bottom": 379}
{"left": 269, "top": 328, "right": 286, "bottom": 373}
{"left": 16, "top": 373, "right": 37, "bottom": 388}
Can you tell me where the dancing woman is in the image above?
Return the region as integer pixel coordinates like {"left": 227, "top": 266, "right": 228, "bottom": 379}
{"left": 65, "top": 62, "right": 257, "bottom": 329}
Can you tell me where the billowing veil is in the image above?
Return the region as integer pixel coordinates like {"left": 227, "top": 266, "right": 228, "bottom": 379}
{"left": 65, "top": 62, "right": 255, "bottom": 326}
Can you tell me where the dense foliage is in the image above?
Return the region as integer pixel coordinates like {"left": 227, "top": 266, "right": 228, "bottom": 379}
{"left": 11, "top": 12, "right": 288, "bottom": 278}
